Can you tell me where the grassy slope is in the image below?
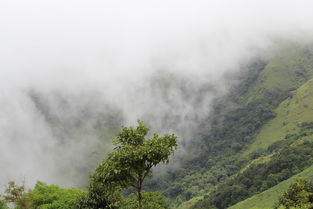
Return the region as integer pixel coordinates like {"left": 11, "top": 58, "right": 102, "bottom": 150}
{"left": 243, "top": 43, "right": 313, "bottom": 103}
{"left": 230, "top": 73, "right": 313, "bottom": 209}
{"left": 175, "top": 43, "right": 313, "bottom": 209}
{"left": 244, "top": 78, "right": 313, "bottom": 155}
{"left": 243, "top": 43, "right": 313, "bottom": 155}
{"left": 229, "top": 164, "right": 313, "bottom": 209}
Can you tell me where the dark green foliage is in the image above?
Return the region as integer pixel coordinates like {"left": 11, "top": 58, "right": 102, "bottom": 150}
{"left": 300, "top": 122, "right": 313, "bottom": 131}
{"left": 0, "top": 200, "right": 8, "bottom": 209}
{"left": 147, "top": 60, "right": 280, "bottom": 204}
{"left": 206, "top": 99, "right": 277, "bottom": 153}
{"left": 81, "top": 121, "right": 177, "bottom": 209}
{"left": 74, "top": 177, "right": 120, "bottom": 209}
{"left": 149, "top": 52, "right": 313, "bottom": 207}
{"left": 194, "top": 140, "right": 313, "bottom": 209}
{"left": 119, "top": 192, "right": 170, "bottom": 209}
{"left": 154, "top": 96, "right": 279, "bottom": 204}
{"left": 277, "top": 179, "right": 313, "bottom": 209}
{"left": 231, "top": 60, "right": 267, "bottom": 97}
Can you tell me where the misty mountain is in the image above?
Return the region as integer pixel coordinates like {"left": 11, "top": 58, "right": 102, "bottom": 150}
{"left": 1, "top": 35, "right": 313, "bottom": 209}
{"left": 2, "top": 1, "right": 313, "bottom": 208}
{"left": 149, "top": 42, "right": 313, "bottom": 209}
{"left": 4, "top": 70, "right": 220, "bottom": 188}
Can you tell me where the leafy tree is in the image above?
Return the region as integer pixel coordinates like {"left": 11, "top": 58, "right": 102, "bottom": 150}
{"left": 1, "top": 181, "right": 84, "bottom": 209}
{"left": 74, "top": 178, "right": 121, "bottom": 209}
{"left": 118, "top": 191, "right": 170, "bottom": 209}
{"left": 0, "top": 200, "right": 8, "bottom": 209}
{"left": 277, "top": 179, "right": 313, "bottom": 209}
{"left": 2, "top": 181, "right": 32, "bottom": 209}
{"left": 86, "top": 120, "right": 178, "bottom": 209}
{"left": 30, "top": 181, "right": 84, "bottom": 209}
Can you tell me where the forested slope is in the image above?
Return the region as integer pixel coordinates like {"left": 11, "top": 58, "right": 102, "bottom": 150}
{"left": 229, "top": 164, "right": 313, "bottom": 209}
{"left": 152, "top": 42, "right": 313, "bottom": 209}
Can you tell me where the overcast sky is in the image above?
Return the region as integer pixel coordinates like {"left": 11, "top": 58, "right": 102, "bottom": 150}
{"left": 1, "top": 0, "right": 312, "bottom": 89}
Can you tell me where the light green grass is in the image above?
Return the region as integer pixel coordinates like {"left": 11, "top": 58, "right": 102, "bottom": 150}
{"left": 245, "top": 78, "right": 313, "bottom": 155}
{"left": 228, "top": 164, "right": 313, "bottom": 209}
{"left": 243, "top": 43, "right": 313, "bottom": 103}
{"left": 239, "top": 154, "right": 273, "bottom": 174}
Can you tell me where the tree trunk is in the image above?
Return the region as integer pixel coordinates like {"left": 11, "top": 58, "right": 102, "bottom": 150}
{"left": 138, "top": 180, "right": 143, "bottom": 209}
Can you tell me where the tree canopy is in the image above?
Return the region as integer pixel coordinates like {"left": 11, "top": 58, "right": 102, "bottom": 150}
{"left": 277, "top": 179, "right": 313, "bottom": 209}
{"left": 84, "top": 120, "right": 178, "bottom": 209}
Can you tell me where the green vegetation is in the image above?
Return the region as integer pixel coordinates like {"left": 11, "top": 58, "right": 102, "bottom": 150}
{"left": 0, "top": 121, "right": 176, "bottom": 209}
{"left": 152, "top": 42, "right": 313, "bottom": 208}
{"left": 230, "top": 165, "right": 313, "bottom": 209}
{"left": 149, "top": 60, "right": 278, "bottom": 207}
{"left": 31, "top": 182, "right": 84, "bottom": 209}
{"left": 78, "top": 120, "right": 177, "bottom": 209}
{"left": 2, "top": 181, "right": 32, "bottom": 209}
{"left": 242, "top": 42, "right": 313, "bottom": 154}
{"left": 277, "top": 179, "right": 313, "bottom": 209}
{"left": 0, "top": 181, "right": 84, "bottom": 209}
{"left": 246, "top": 78, "right": 313, "bottom": 155}
{"left": 0, "top": 200, "right": 8, "bottom": 209}
{"left": 243, "top": 42, "right": 313, "bottom": 103}
{"left": 192, "top": 116, "right": 313, "bottom": 208}
{"left": 119, "top": 191, "right": 170, "bottom": 209}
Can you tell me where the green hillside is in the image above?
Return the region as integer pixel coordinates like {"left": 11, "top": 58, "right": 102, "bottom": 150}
{"left": 229, "top": 164, "right": 313, "bottom": 209}
{"left": 228, "top": 70, "right": 313, "bottom": 209}
{"left": 228, "top": 45, "right": 313, "bottom": 208}
{"left": 173, "top": 42, "right": 313, "bottom": 209}
{"left": 245, "top": 78, "right": 313, "bottom": 155}
{"left": 243, "top": 42, "right": 313, "bottom": 103}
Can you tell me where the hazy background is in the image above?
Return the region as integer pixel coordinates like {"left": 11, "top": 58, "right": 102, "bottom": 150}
{"left": 0, "top": 0, "right": 313, "bottom": 188}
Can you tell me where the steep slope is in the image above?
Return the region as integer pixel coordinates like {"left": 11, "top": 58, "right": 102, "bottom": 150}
{"left": 243, "top": 42, "right": 313, "bottom": 103}
{"left": 229, "top": 164, "right": 313, "bottom": 209}
{"left": 245, "top": 78, "right": 313, "bottom": 155}
{"left": 174, "top": 42, "right": 313, "bottom": 209}
{"left": 227, "top": 77, "right": 313, "bottom": 208}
